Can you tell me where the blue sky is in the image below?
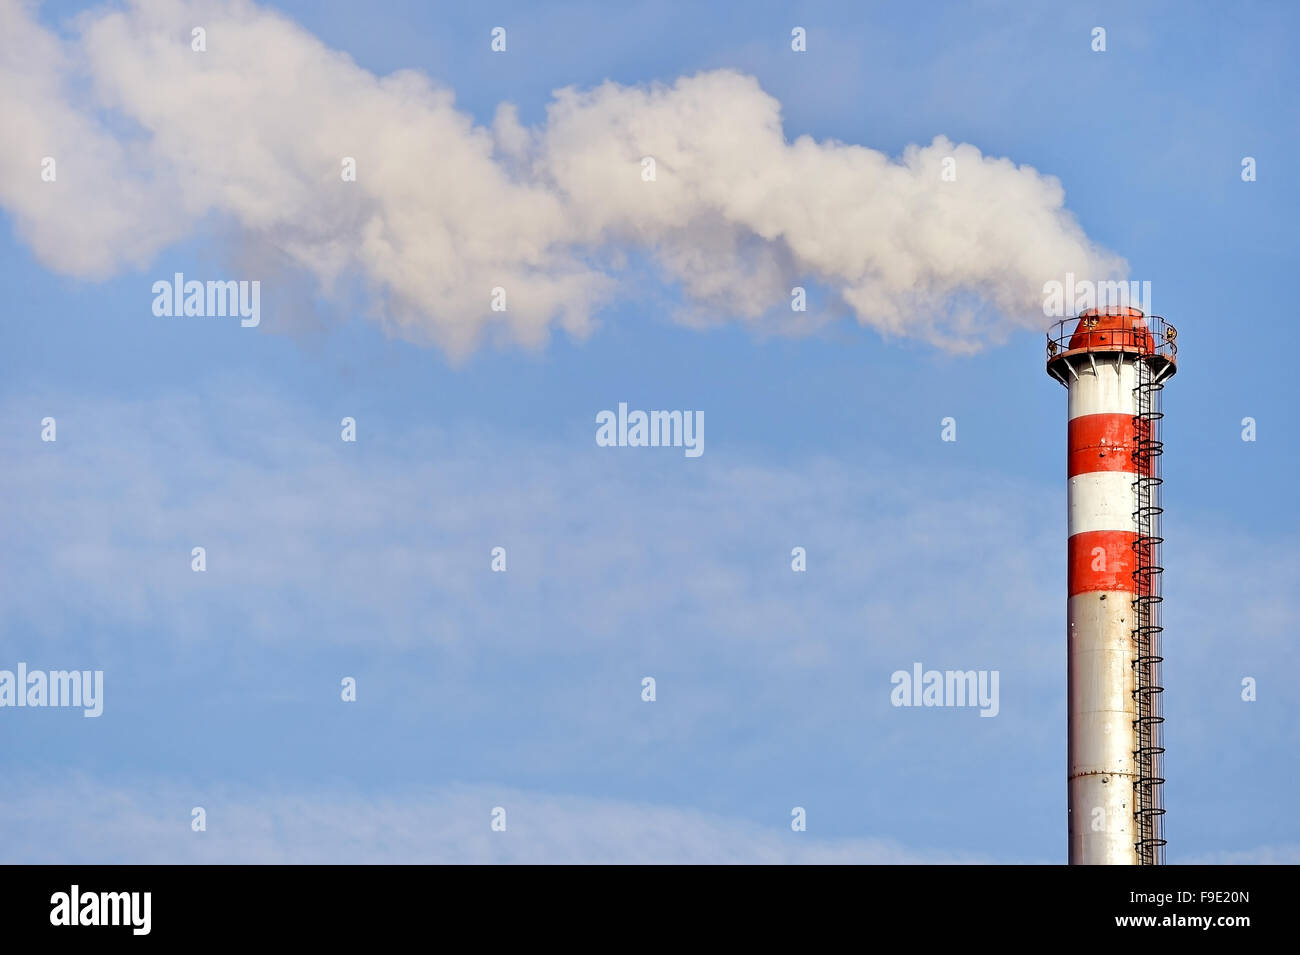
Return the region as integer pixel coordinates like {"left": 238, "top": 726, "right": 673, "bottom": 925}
{"left": 0, "top": 0, "right": 1296, "bottom": 863}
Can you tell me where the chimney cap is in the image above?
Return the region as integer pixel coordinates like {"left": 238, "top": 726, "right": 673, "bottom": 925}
{"left": 1068, "top": 307, "right": 1154, "bottom": 352}
{"left": 1045, "top": 309, "right": 1178, "bottom": 385}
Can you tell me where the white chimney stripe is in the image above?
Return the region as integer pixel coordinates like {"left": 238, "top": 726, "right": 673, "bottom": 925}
{"left": 1068, "top": 471, "right": 1139, "bottom": 535}
{"left": 1068, "top": 360, "right": 1138, "bottom": 420}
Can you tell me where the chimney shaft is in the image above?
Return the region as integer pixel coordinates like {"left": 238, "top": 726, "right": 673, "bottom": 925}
{"left": 1047, "top": 307, "right": 1176, "bottom": 865}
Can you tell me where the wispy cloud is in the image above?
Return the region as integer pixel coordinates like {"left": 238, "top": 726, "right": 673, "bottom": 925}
{"left": 4, "top": 385, "right": 1295, "bottom": 861}
{"left": 1182, "top": 845, "right": 1300, "bottom": 865}
{"left": 0, "top": 387, "right": 1061, "bottom": 671}
{"left": 0, "top": 773, "right": 992, "bottom": 864}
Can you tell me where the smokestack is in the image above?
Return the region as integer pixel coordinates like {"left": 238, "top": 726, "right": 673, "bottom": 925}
{"left": 1046, "top": 306, "right": 1178, "bottom": 864}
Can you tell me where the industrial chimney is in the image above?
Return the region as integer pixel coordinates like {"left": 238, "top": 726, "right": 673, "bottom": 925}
{"left": 1046, "top": 306, "right": 1178, "bottom": 865}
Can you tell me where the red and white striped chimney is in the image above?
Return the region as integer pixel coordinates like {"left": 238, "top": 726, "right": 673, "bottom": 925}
{"left": 1047, "top": 306, "right": 1177, "bottom": 865}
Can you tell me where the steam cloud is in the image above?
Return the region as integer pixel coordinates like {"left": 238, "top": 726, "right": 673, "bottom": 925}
{"left": 0, "top": 0, "right": 1126, "bottom": 355}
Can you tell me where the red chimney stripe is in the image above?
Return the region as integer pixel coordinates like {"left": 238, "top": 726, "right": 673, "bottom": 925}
{"left": 1068, "top": 413, "right": 1151, "bottom": 478}
{"left": 1068, "top": 530, "right": 1139, "bottom": 595}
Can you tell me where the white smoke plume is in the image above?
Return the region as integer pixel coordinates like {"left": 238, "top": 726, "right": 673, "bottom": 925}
{"left": 0, "top": 0, "right": 1126, "bottom": 355}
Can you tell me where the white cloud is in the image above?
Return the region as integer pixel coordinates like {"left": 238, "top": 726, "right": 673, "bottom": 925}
{"left": 1182, "top": 845, "right": 1300, "bottom": 865}
{"left": 0, "top": 774, "right": 988, "bottom": 863}
{"left": 0, "top": 386, "right": 1064, "bottom": 794}
{"left": 0, "top": 388, "right": 1060, "bottom": 669}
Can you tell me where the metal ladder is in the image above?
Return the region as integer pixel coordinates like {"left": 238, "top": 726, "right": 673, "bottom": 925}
{"left": 1131, "top": 356, "right": 1168, "bottom": 864}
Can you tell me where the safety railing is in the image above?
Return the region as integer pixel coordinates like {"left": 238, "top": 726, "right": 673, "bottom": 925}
{"left": 1045, "top": 313, "right": 1178, "bottom": 367}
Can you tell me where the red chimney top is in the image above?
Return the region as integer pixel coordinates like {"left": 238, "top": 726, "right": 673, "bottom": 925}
{"left": 1066, "top": 306, "right": 1156, "bottom": 354}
